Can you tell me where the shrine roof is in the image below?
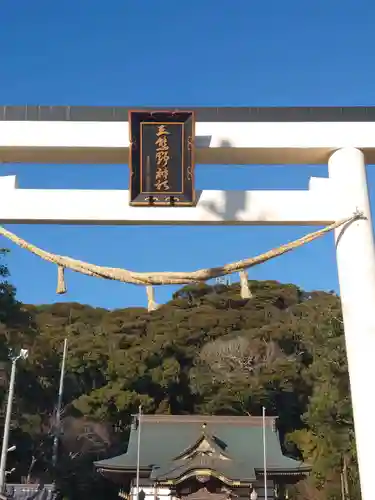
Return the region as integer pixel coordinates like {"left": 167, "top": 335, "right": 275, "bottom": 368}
{"left": 2, "top": 105, "right": 375, "bottom": 122}
{"left": 95, "top": 415, "right": 310, "bottom": 482}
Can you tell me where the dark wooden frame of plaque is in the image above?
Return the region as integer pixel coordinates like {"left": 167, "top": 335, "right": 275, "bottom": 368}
{"left": 128, "top": 110, "right": 196, "bottom": 206}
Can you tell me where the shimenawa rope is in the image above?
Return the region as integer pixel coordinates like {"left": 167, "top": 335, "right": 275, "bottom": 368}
{"left": 0, "top": 211, "right": 362, "bottom": 311}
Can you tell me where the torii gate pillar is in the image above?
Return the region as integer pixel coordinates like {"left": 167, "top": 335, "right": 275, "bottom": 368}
{"left": 329, "top": 147, "right": 375, "bottom": 500}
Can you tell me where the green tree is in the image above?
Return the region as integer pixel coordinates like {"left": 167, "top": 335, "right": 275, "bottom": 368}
{"left": 0, "top": 266, "right": 361, "bottom": 500}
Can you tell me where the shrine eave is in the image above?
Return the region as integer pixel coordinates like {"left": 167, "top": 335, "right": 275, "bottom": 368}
{"left": 255, "top": 466, "right": 311, "bottom": 476}
{"left": 97, "top": 464, "right": 310, "bottom": 485}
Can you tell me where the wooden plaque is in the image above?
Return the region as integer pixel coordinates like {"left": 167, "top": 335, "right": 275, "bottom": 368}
{"left": 129, "top": 110, "right": 195, "bottom": 206}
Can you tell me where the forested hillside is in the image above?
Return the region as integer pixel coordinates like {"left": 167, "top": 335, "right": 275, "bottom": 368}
{"left": 0, "top": 249, "right": 360, "bottom": 500}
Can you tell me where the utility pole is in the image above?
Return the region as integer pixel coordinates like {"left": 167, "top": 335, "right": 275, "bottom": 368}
{"left": 52, "top": 339, "right": 68, "bottom": 469}
{"left": 135, "top": 405, "right": 142, "bottom": 500}
{"left": 0, "top": 349, "right": 29, "bottom": 493}
{"left": 262, "top": 406, "right": 268, "bottom": 500}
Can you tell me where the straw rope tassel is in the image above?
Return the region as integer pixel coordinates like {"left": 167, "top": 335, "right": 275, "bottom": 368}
{"left": 56, "top": 265, "right": 67, "bottom": 294}
{"left": 239, "top": 270, "right": 252, "bottom": 299}
{"left": 146, "top": 285, "right": 159, "bottom": 312}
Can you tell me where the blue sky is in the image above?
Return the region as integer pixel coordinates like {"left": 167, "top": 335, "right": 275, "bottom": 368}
{"left": 1, "top": 0, "right": 374, "bottom": 310}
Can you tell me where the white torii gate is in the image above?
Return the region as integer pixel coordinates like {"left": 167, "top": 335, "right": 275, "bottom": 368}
{"left": 0, "top": 106, "right": 374, "bottom": 499}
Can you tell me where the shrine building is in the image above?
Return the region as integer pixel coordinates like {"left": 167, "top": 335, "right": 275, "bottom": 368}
{"left": 94, "top": 415, "right": 310, "bottom": 500}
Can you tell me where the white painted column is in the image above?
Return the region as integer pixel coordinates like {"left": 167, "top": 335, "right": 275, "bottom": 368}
{"left": 328, "top": 147, "right": 375, "bottom": 500}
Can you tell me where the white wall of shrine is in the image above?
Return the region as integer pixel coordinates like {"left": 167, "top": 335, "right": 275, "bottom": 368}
{"left": 129, "top": 481, "right": 274, "bottom": 500}
{"left": 130, "top": 486, "right": 172, "bottom": 500}
{"left": 0, "top": 113, "right": 374, "bottom": 500}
